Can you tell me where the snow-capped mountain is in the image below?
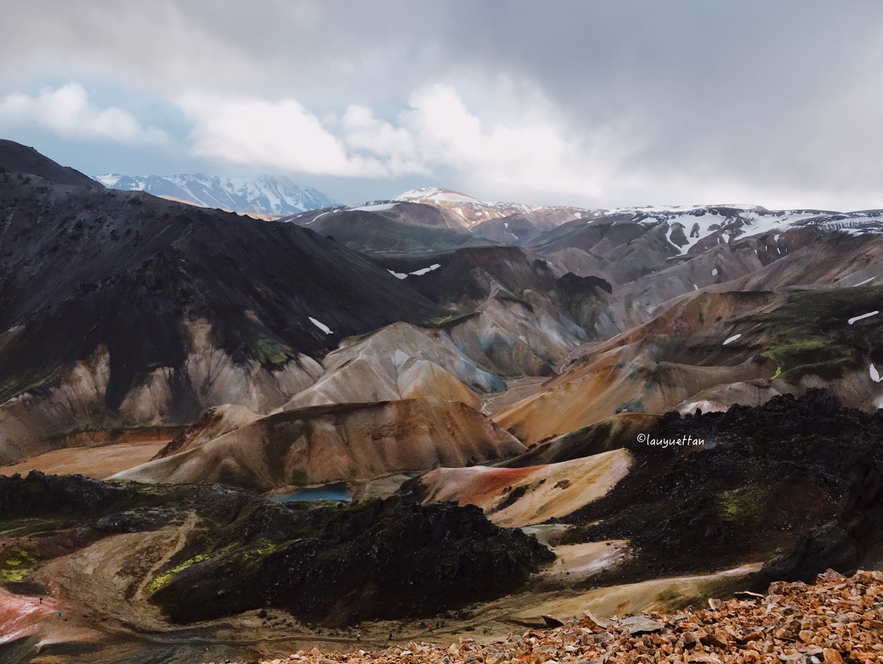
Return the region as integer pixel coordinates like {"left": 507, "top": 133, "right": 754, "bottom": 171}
{"left": 620, "top": 205, "right": 883, "bottom": 255}
{"left": 94, "top": 173, "right": 339, "bottom": 216}
{"left": 394, "top": 187, "right": 586, "bottom": 228}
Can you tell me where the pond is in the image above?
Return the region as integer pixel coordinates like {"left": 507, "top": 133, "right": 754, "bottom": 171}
{"left": 273, "top": 482, "right": 352, "bottom": 502}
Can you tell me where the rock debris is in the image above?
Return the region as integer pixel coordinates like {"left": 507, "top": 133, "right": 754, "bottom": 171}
{"left": 227, "top": 570, "right": 883, "bottom": 664}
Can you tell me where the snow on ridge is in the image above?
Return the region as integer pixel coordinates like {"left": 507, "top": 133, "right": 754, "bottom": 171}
{"left": 94, "top": 174, "right": 121, "bottom": 188}
{"left": 396, "top": 187, "right": 482, "bottom": 205}
{"left": 387, "top": 264, "right": 441, "bottom": 279}
{"left": 309, "top": 316, "right": 333, "bottom": 335}
{"left": 723, "top": 334, "right": 741, "bottom": 346}
{"left": 652, "top": 204, "right": 883, "bottom": 258}
{"left": 348, "top": 202, "right": 398, "bottom": 212}
{"left": 848, "top": 311, "right": 880, "bottom": 325}
{"left": 410, "top": 263, "right": 441, "bottom": 276}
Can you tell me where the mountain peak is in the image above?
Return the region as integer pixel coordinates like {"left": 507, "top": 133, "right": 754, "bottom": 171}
{"left": 395, "top": 187, "right": 483, "bottom": 205}
{"left": 94, "top": 172, "right": 339, "bottom": 216}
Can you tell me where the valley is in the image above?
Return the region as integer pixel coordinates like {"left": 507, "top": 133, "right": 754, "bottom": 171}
{"left": 1, "top": 141, "right": 882, "bottom": 663}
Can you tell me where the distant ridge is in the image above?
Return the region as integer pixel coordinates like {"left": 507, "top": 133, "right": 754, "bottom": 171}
{"left": 95, "top": 172, "right": 339, "bottom": 215}
{"left": 0, "top": 139, "right": 97, "bottom": 187}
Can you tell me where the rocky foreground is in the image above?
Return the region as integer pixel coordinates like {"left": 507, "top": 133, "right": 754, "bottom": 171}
{"left": 235, "top": 570, "right": 883, "bottom": 664}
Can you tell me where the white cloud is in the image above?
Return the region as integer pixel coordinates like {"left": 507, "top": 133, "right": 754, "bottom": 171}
{"left": 339, "top": 105, "right": 427, "bottom": 177}
{"left": 0, "top": 83, "right": 168, "bottom": 145}
{"left": 400, "top": 84, "right": 605, "bottom": 198}
{"left": 177, "top": 83, "right": 610, "bottom": 201}
{"left": 180, "top": 93, "right": 389, "bottom": 177}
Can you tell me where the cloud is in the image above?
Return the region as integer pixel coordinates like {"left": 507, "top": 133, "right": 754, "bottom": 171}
{"left": 4, "top": 3, "right": 883, "bottom": 208}
{"left": 401, "top": 85, "right": 606, "bottom": 199}
{"left": 0, "top": 83, "right": 168, "bottom": 145}
{"left": 179, "top": 93, "right": 388, "bottom": 177}
{"left": 178, "top": 84, "right": 610, "bottom": 201}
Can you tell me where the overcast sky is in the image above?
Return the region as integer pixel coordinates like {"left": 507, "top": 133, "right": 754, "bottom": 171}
{"left": 2, "top": 1, "right": 882, "bottom": 209}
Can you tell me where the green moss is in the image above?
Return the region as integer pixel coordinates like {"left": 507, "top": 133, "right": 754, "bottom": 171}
{"left": 289, "top": 469, "right": 309, "bottom": 486}
{"left": 0, "top": 546, "right": 39, "bottom": 584}
{"left": 494, "top": 291, "right": 532, "bottom": 310}
{"left": 0, "top": 568, "right": 30, "bottom": 582}
{"left": 0, "top": 365, "right": 66, "bottom": 403}
{"left": 0, "top": 517, "right": 66, "bottom": 537}
{"left": 145, "top": 554, "right": 210, "bottom": 596}
{"left": 145, "top": 540, "right": 239, "bottom": 597}
{"left": 240, "top": 538, "right": 296, "bottom": 572}
{"left": 424, "top": 311, "right": 480, "bottom": 329}
{"left": 718, "top": 484, "right": 767, "bottom": 522}
{"left": 253, "top": 337, "right": 298, "bottom": 368}
{"left": 752, "top": 286, "right": 883, "bottom": 380}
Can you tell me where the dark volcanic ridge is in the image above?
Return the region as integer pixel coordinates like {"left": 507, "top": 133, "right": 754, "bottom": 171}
{"left": 0, "top": 152, "right": 442, "bottom": 428}
{"left": 0, "top": 140, "right": 98, "bottom": 188}
{"left": 0, "top": 471, "right": 553, "bottom": 625}
{"left": 559, "top": 389, "right": 883, "bottom": 591}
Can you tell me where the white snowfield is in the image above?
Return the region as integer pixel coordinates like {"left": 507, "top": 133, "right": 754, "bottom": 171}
{"left": 870, "top": 364, "right": 881, "bottom": 383}
{"left": 625, "top": 205, "right": 883, "bottom": 256}
{"left": 396, "top": 188, "right": 485, "bottom": 205}
{"left": 308, "top": 317, "right": 333, "bottom": 335}
{"left": 392, "top": 187, "right": 586, "bottom": 227}
{"left": 410, "top": 263, "right": 441, "bottom": 276}
{"left": 387, "top": 264, "right": 441, "bottom": 280}
{"left": 94, "top": 174, "right": 121, "bottom": 187}
{"left": 722, "top": 334, "right": 741, "bottom": 346}
{"left": 848, "top": 311, "right": 880, "bottom": 325}
{"left": 349, "top": 202, "right": 397, "bottom": 212}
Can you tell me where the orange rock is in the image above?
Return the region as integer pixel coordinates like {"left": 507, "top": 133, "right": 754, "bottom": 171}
{"left": 823, "top": 649, "right": 843, "bottom": 664}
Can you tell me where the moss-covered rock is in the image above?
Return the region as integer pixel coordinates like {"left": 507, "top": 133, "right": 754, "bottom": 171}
{"left": 753, "top": 286, "right": 883, "bottom": 379}
{"left": 0, "top": 472, "right": 552, "bottom": 625}
{"left": 151, "top": 496, "right": 553, "bottom": 625}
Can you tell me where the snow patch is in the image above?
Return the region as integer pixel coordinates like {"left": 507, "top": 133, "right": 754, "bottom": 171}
{"left": 848, "top": 311, "right": 880, "bottom": 325}
{"left": 350, "top": 203, "right": 397, "bottom": 212}
{"left": 870, "top": 364, "right": 881, "bottom": 383}
{"left": 387, "top": 269, "right": 408, "bottom": 280}
{"left": 309, "top": 317, "right": 333, "bottom": 335}
{"left": 853, "top": 277, "right": 876, "bottom": 287}
{"left": 94, "top": 174, "right": 121, "bottom": 187}
{"left": 712, "top": 268, "right": 719, "bottom": 276}
{"left": 723, "top": 334, "right": 741, "bottom": 346}
{"left": 410, "top": 263, "right": 441, "bottom": 276}
{"left": 395, "top": 188, "right": 482, "bottom": 204}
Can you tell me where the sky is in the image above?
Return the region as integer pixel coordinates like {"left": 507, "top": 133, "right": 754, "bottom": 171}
{"left": 2, "top": 1, "right": 883, "bottom": 209}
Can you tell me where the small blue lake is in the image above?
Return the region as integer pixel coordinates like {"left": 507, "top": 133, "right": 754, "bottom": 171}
{"left": 274, "top": 483, "right": 352, "bottom": 502}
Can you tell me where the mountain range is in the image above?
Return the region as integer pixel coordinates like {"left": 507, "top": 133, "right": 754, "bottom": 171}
{"left": 2, "top": 139, "right": 883, "bottom": 663}
{"left": 94, "top": 172, "right": 339, "bottom": 216}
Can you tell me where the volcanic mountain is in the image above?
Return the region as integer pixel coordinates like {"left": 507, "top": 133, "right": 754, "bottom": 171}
{"left": 4, "top": 141, "right": 883, "bottom": 663}
{"left": 0, "top": 139, "right": 97, "bottom": 187}
{"left": 0, "top": 141, "right": 441, "bottom": 463}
